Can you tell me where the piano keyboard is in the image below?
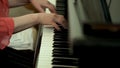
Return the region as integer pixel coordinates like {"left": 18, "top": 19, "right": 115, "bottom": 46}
{"left": 36, "top": 0, "right": 78, "bottom": 68}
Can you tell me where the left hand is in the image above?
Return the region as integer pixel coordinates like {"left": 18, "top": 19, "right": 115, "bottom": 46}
{"left": 30, "top": 0, "right": 56, "bottom": 13}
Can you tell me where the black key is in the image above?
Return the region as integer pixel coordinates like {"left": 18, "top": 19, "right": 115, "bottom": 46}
{"left": 53, "top": 41, "right": 69, "bottom": 48}
{"left": 54, "top": 33, "right": 68, "bottom": 37}
{"left": 53, "top": 50, "right": 69, "bottom": 53}
{"left": 53, "top": 41, "right": 68, "bottom": 45}
{"left": 54, "top": 29, "right": 68, "bottom": 33}
{"left": 54, "top": 47, "right": 69, "bottom": 49}
{"left": 53, "top": 48, "right": 69, "bottom": 52}
{"left": 56, "top": 3, "right": 66, "bottom": 7}
{"left": 53, "top": 49, "right": 69, "bottom": 54}
{"left": 56, "top": 7, "right": 66, "bottom": 11}
{"left": 52, "top": 66, "right": 72, "bottom": 68}
{"left": 54, "top": 30, "right": 68, "bottom": 34}
{"left": 54, "top": 37, "right": 68, "bottom": 41}
{"left": 54, "top": 35, "right": 68, "bottom": 39}
{"left": 52, "top": 53, "right": 71, "bottom": 57}
{"left": 57, "top": 11, "right": 65, "bottom": 15}
{"left": 56, "top": 0, "right": 66, "bottom": 3}
{"left": 53, "top": 45, "right": 69, "bottom": 49}
{"left": 52, "top": 58, "right": 78, "bottom": 66}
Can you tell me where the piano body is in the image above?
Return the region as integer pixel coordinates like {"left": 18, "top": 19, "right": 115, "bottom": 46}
{"left": 34, "top": 0, "right": 120, "bottom": 68}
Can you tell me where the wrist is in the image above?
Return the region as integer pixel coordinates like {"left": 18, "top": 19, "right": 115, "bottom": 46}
{"left": 30, "top": 13, "right": 39, "bottom": 24}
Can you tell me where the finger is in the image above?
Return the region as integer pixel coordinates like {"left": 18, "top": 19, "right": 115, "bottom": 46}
{"left": 57, "top": 17, "right": 68, "bottom": 29}
{"left": 48, "top": 4, "right": 56, "bottom": 13}
{"left": 37, "top": 6, "right": 45, "bottom": 13}
{"left": 31, "top": 1, "right": 45, "bottom": 12}
{"left": 54, "top": 15, "right": 68, "bottom": 29}
{"left": 56, "top": 20, "right": 68, "bottom": 29}
{"left": 51, "top": 22, "right": 61, "bottom": 31}
{"left": 61, "top": 19, "right": 68, "bottom": 29}
{"left": 44, "top": 3, "right": 56, "bottom": 13}
{"left": 36, "top": 5, "right": 45, "bottom": 13}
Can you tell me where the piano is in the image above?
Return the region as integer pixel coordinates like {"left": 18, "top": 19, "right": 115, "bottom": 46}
{"left": 34, "top": 0, "right": 120, "bottom": 68}
{"left": 34, "top": 0, "right": 79, "bottom": 68}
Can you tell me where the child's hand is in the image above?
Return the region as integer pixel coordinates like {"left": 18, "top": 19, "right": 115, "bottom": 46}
{"left": 37, "top": 13, "right": 67, "bottom": 30}
{"left": 30, "top": 0, "right": 56, "bottom": 13}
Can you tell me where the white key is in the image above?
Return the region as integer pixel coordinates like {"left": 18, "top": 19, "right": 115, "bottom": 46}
{"left": 36, "top": 0, "right": 56, "bottom": 68}
{"left": 36, "top": 25, "right": 54, "bottom": 68}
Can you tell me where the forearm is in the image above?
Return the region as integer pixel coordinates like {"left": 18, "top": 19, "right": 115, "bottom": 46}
{"left": 8, "top": 0, "right": 30, "bottom": 8}
{"left": 13, "top": 14, "right": 38, "bottom": 33}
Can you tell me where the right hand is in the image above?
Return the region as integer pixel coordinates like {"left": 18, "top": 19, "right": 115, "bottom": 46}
{"left": 30, "top": 0, "right": 56, "bottom": 13}
{"left": 37, "top": 13, "right": 68, "bottom": 30}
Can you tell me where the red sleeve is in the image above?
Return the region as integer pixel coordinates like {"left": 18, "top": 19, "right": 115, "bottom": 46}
{"left": 0, "top": 17, "right": 14, "bottom": 50}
